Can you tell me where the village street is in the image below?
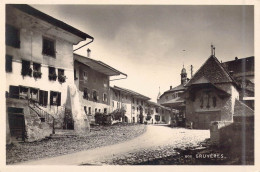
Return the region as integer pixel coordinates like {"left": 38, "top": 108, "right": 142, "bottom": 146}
{"left": 17, "top": 125, "right": 209, "bottom": 165}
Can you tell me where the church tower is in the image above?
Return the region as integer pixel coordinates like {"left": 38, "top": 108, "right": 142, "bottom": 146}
{"left": 157, "top": 87, "right": 161, "bottom": 103}
{"left": 181, "top": 65, "right": 187, "bottom": 85}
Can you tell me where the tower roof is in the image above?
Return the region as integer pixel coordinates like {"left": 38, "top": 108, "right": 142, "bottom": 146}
{"left": 181, "top": 65, "right": 187, "bottom": 74}
{"left": 157, "top": 87, "right": 161, "bottom": 100}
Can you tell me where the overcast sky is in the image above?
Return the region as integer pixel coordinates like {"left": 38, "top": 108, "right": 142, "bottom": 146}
{"left": 32, "top": 5, "right": 254, "bottom": 101}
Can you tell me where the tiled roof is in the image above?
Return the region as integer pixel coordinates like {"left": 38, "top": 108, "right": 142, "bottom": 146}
{"left": 234, "top": 99, "right": 254, "bottom": 117}
{"left": 185, "top": 55, "right": 236, "bottom": 87}
{"left": 74, "top": 54, "right": 126, "bottom": 76}
{"left": 161, "top": 96, "right": 185, "bottom": 108}
{"left": 112, "top": 86, "right": 150, "bottom": 100}
{"left": 159, "top": 84, "right": 186, "bottom": 99}
{"left": 165, "top": 84, "right": 186, "bottom": 93}
{"left": 222, "top": 56, "right": 254, "bottom": 75}
{"left": 10, "top": 4, "right": 93, "bottom": 40}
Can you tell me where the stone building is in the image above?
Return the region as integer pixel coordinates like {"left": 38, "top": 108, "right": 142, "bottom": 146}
{"left": 157, "top": 66, "right": 188, "bottom": 126}
{"left": 110, "top": 86, "right": 150, "bottom": 123}
{"left": 185, "top": 52, "right": 240, "bottom": 129}
{"left": 146, "top": 101, "right": 172, "bottom": 124}
{"left": 222, "top": 56, "right": 254, "bottom": 109}
{"left": 110, "top": 86, "right": 172, "bottom": 124}
{"left": 74, "top": 53, "right": 126, "bottom": 124}
{"left": 5, "top": 4, "right": 93, "bottom": 142}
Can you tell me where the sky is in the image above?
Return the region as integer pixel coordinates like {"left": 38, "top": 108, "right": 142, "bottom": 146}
{"left": 32, "top": 5, "right": 254, "bottom": 102}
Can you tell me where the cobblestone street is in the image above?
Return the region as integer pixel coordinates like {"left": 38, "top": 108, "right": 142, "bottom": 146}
{"left": 17, "top": 125, "right": 210, "bottom": 165}
{"left": 97, "top": 125, "right": 210, "bottom": 165}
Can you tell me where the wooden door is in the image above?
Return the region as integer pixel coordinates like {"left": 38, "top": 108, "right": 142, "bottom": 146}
{"left": 8, "top": 107, "right": 26, "bottom": 141}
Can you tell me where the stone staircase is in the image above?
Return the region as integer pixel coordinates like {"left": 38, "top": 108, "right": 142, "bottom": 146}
{"left": 49, "top": 129, "right": 78, "bottom": 138}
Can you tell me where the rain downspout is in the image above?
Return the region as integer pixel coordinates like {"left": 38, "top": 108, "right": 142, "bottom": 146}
{"left": 110, "top": 73, "right": 128, "bottom": 81}
{"left": 73, "top": 38, "right": 94, "bottom": 52}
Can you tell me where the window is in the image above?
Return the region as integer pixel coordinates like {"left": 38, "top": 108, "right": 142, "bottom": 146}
{"left": 58, "top": 69, "right": 66, "bottom": 83}
{"left": 50, "top": 91, "right": 61, "bottom": 106}
{"left": 112, "top": 101, "right": 114, "bottom": 107}
{"left": 132, "top": 106, "right": 135, "bottom": 110}
{"left": 6, "top": 55, "right": 12, "bottom": 72}
{"left": 93, "top": 90, "right": 98, "bottom": 102}
{"left": 99, "top": 109, "right": 101, "bottom": 113}
{"left": 84, "top": 106, "right": 87, "bottom": 115}
{"left": 104, "top": 108, "right": 107, "bottom": 114}
{"left": 155, "top": 115, "right": 160, "bottom": 122}
{"left": 137, "top": 100, "right": 139, "bottom": 105}
{"left": 21, "top": 60, "right": 32, "bottom": 77}
{"left": 95, "top": 108, "right": 97, "bottom": 113}
{"left": 39, "top": 90, "right": 48, "bottom": 106}
{"left": 6, "top": 24, "right": 20, "bottom": 48}
{"left": 42, "top": 37, "right": 55, "bottom": 57}
{"left": 141, "top": 101, "right": 143, "bottom": 106}
{"left": 48, "top": 67, "right": 57, "bottom": 81}
{"left": 132, "top": 98, "right": 135, "bottom": 104}
{"left": 83, "top": 88, "right": 89, "bottom": 100}
{"left": 117, "top": 102, "right": 120, "bottom": 108}
{"left": 30, "top": 88, "right": 38, "bottom": 101}
{"left": 83, "top": 71, "right": 88, "bottom": 82}
{"left": 19, "top": 86, "right": 29, "bottom": 99}
{"left": 33, "top": 63, "right": 42, "bottom": 79}
{"left": 156, "top": 108, "right": 159, "bottom": 113}
{"left": 103, "top": 93, "right": 107, "bottom": 102}
{"left": 88, "top": 107, "right": 91, "bottom": 114}
{"left": 9, "top": 85, "right": 19, "bottom": 99}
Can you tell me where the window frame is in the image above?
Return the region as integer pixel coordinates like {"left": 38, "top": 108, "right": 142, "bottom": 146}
{"left": 48, "top": 66, "right": 57, "bottom": 81}
{"left": 21, "top": 60, "right": 32, "bottom": 77}
{"left": 103, "top": 93, "right": 107, "bottom": 102}
{"left": 42, "top": 36, "right": 56, "bottom": 57}
{"left": 92, "top": 90, "right": 98, "bottom": 102}
{"left": 50, "top": 91, "right": 61, "bottom": 106}
{"left": 6, "top": 24, "right": 20, "bottom": 48}
{"left": 6, "top": 55, "right": 12, "bottom": 72}
{"left": 83, "top": 88, "right": 90, "bottom": 100}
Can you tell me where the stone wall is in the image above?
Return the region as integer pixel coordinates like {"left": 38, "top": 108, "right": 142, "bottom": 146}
{"left": 210, "top": 119, "right": 254, "bottom": 158}
{"left": 6, "top": 98, "right": 53, "bottom": 143}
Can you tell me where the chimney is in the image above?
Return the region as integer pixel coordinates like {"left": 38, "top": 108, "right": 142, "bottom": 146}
{"left": 235, "top": 57, "right": 238, "bottom": 60}
{"left": 87, "top": 48, "right": 91, "bottom": 58}
{"left": 170, "top": 86, "right": 172, "bottom": 90}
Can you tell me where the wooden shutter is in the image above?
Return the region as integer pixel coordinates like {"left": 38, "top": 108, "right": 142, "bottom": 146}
{"left": 50, "top": 91, "right": 54, "bottom": 105}
{"left": 57, "top": 92, "right": 61, "bottom": 106}
{"left": 9, "top": 85, "right": 19, "bottom": 99}
{"left": 44, "top": 91, "right": 48, "bottom": 106}
{"left": 6, "top": 55, "right": 12, "bottom": 72}
{"left": 39, "top": 90, "right": 44, "bottom": 105}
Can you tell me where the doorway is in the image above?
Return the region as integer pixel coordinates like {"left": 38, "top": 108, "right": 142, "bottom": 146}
{"left": 8, "top": 107, "right": 26, "bottom": 142}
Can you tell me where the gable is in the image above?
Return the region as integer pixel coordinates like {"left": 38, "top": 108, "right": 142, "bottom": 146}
{"left": 186, "top": 55, "right": 234, "bottom": 86}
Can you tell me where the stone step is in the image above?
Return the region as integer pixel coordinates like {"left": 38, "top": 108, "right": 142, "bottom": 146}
{"left": 49, "top": 134, "right": 77, "bottom": 138}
